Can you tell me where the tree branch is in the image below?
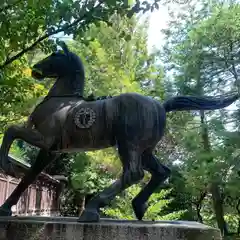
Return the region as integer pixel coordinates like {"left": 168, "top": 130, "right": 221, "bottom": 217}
{"left": 0, "top": 1, "right": 142, "bottom": 70}
{"left": 192, "top": 190, "right": 207, "bottom": 223}
{"left": 0, "top": 1, "right": 104, "bottom": 70}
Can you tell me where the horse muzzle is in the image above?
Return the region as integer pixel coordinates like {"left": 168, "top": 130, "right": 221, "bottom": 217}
{"left": 31, "top": 68, "right": 44, "bottom": 80}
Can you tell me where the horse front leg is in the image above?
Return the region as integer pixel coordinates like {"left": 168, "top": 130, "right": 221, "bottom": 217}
{"left": 0, "top": 149, "right": 60, "bottom": 216}
{"left": 0, "top": 125, "right": 53, "bottom": 172}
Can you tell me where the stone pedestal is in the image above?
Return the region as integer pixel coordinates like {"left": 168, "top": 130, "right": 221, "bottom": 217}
{"left": 0, "top": 216, "right": 222, "bottom": 240}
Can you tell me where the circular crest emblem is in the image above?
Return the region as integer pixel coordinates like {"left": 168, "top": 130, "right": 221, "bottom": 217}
{"left": 74, "top": 108, "right": 96, "bottom": 129}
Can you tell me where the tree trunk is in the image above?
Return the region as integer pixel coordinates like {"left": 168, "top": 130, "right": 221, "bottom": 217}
{"left": 200, "top": 110, "right": 228, "bottom": 235}
{"left": 237, "top": 199, "right": 240, "bottom": 235}
{"left": 196, "top": 206, "right": 203, "bottom": 223}
{"left": 78, "top": 195, "right": 86, "bottom": 217}
{"left": 237, "top": 219, "right": 240, "bottom": 235}
{"left": 195, "top": 191, "right": 206, "bottom": 223}
{"left": 194, "top": 191, "right": 207, "bottom": 223}
{"left": 210, "top": 183, "right": 228, "bottom": 235}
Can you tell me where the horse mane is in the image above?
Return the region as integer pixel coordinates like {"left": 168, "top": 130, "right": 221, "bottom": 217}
{"left": 67, "top": 52, "right": 85, "bottom": 96}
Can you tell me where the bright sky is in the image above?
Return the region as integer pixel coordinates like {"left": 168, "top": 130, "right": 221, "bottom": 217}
{"left": 146, "top": 0, "right": 201, "bottom": 51}
{"left": 147, "top": 5, "right": 170, "bottom": 51}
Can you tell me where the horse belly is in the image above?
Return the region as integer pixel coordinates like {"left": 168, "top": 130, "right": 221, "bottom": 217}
{"left": 61, "top": 129, "right": 115, "bottom": 151}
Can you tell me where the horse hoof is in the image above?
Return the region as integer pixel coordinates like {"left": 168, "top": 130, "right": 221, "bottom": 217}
{"left": 132, "top": 199, "right": 147, "bottom": 221}
{"left": 77, "top": 209, "right": 100, "bottom": 222}
{"left": 0, "top": 207, "right": 12, "bottom": 217}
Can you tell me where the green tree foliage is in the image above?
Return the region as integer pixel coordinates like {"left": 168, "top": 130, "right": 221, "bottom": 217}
{"left": 0, "top": 0, "right": 160, "bottom": 70}
{"left": 103, "top": 185, "right": 186, "bottom": 220}
{"left": 69, "top": 13, "right": 164, "bottom": 97}
{"left": 160, "top": 0, "right": 240, "bottom": 235}
{"left": 0, "top": 59, "right": 47, "bottom": 132}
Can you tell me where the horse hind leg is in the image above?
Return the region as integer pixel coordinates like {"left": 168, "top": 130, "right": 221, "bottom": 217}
{"left": 78, "top": 143, "right": 144, "bottom": 222}
{"left": 132, "top": 152, "right": 171, "bottom": 221}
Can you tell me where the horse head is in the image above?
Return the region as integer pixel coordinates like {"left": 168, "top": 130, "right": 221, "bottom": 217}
{"left": 31, "top": 41, "right": 85, "bottom": 95}
{"left": 32, "top": 42, "right": 84, "bottom": 80}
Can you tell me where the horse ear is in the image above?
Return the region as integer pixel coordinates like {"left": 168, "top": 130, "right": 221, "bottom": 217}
{"left": 58, "top": 41, "right": 69, "bottom": 55}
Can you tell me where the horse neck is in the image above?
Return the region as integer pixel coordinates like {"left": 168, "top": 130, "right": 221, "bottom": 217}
{"left": 47, "top": 73, "right": 85, "bottom": 97}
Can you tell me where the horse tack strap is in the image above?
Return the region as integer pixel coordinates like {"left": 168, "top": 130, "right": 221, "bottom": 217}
{"left": 43, "top": 93, "right": 84, "bottom": 101}
{"left": 42, "top": 93, "right": 113, "bottom": 102}
{"left": 43, "top": 94, "right": 113, "bottom": 102}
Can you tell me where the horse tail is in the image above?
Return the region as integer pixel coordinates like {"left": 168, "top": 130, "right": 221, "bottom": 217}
{"left": 163, "top": 94, "right": 239, "bottom": 113}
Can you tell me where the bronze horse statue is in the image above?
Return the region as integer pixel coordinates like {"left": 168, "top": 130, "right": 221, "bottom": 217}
{"left": 0, "top": 42, "right": 239, "bottom": 222}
